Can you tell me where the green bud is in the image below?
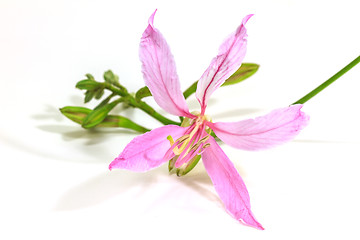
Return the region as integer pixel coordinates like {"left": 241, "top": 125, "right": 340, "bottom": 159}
{"left": 103, "top": 70, "right": 120, "bottom": 85}
{"left": 84, "top": 90, "right": 95, "bottom": 103}
{"left": 135, "top": 86, "right": 152, "bottom": 100}
{"left": 182, "top": 63, "right": 259, "bottom": 99}
{"left": 60, "top": 106, "right": 149, "bottom": 133}
{"left": 94, "top": 93, "right": 114, "bottom": 110}
{"left": 76, "top": 80, "right": 103, "bottom": 91}
{"left": 97, "top": 115, "right": 150, "bottom": 133}
{"left": 59, "top": 106, "right": 91, "bottom": 124}
{"left": 85, "top": 73, "right": 95, "bottom": 81}
{"left": 81, "top": 100, "right": 121, "bottom": 129}
{"left": 222, "top": 63, "right": 259, "bottom": 86}
{"left": 168, "top": 157, "right": 177, "bottom": 172}
{"left": 176, "top": 155, "right": 201, "bottom": 176}
{"left": 94, "top": 88, "right": 105, "bottom": 100}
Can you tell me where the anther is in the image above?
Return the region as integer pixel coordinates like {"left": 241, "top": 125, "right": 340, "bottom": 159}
{"left": 176, "top": 134, "right": 190, "bottom": 144}
{"left": 202, "top": 143, "right": 211, "bottom": 149}
{"left": 189, "top": 142, "right": 201, "bottom": 152}
{"left": 198, "top": 135, "right": 210, "bottom": 143}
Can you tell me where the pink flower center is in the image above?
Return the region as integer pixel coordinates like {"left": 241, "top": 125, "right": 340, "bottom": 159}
{"left": 165, "top": 114, "right": 211, "bottom": 168}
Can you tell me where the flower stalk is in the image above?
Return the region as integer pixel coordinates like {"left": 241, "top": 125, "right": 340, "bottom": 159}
{"left": 293, "top": 55, "right": 360, "bottom": 105}
{"left": 100, "top": 75, "right": 180, "bottom": 125}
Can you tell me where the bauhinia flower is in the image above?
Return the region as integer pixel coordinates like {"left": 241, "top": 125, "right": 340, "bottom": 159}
{"left": 109, "top": 10, "right": 309, "bottom": 230}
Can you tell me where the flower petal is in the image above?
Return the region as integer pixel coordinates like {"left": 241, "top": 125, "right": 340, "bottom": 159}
{"left": 208, "top": 104, "right": 309, "bottom": 151}
{"left": 109, "top": 125, "right": 188, "bottom": 172}
{"left": 196, "top": 14, "right": 253, "bottom": 111}
{"left": 202, "top": 136, "right": 264, "bottom": 230}
{"left": 139, "top": 10, "right": 192, "bottom": 118}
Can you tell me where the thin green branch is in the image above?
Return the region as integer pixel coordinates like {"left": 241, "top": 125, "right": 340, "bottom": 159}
{"left": 127, "top": 97, "right": 180, "bottom": 125}
{"left": 104, "top": 82, "right": 180, "bottom": 125}
{"left": 293, "top": 55, "right": 360, "bottom": 105}
{"left": 183, "top": 81, "right": 198, "bottom": 99}
{"left": 104, "top": 82, "right": 128, "bottom": 97}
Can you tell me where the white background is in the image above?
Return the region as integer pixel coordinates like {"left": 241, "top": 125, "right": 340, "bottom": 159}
{"left": 1, "top": 0, "right": 360, "bottom": 239}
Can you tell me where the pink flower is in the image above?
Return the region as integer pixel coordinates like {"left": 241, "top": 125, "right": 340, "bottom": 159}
{"left": 109, "top": 10, "right": 309, "bottom": 230}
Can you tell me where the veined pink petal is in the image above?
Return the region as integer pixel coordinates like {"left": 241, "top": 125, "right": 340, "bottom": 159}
{"left": 196, "top": 14, "right": 253, "bottom": 112}
{"left": 139, "top": 10, "right": 193, "bottom": 118}
{"left": 109, "top": 125, "right": 188, "bottom": 172}
{"left": 202, "top": 136, "right": 264, "bottom": 230}
{"left": 208, "top": 104, "right": 309, "bottom": 151}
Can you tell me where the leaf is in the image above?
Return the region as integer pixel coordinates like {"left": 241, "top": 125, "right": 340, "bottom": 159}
{"left": 81, "top": 100, "right": 120, "bottom": 129}
{"left": 222, "top": 63, "right": 259, "bottom": 86}
{"left": 135, "top": 86, "right": 152, "bottom": 99}
{"left": 59, "top": 106, "right": 91, "bottom": 124}
{"left": 76, "top": 80, "right": 102, "bottom": 91}
{"left": 103, "top": 70, "right": 120, "bottom": 85}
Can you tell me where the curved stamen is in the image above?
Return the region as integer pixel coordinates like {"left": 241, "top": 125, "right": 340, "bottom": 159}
{"left": 202, "top": 143, "right": 211, "bottom": 149}
{"left": 175, "top": 131, "right": 199, "bottom": 167}
{"left": 165, "top": 114, "right": 212, "bottom": 169}
{"left": 174, "top": 123, "right": 211, "bottom": 168}
{"left": 163, "top": 126, "right": 194, "bottom": 160}
{"left": 176, "top": 134, "right": 190, "bottom": 144}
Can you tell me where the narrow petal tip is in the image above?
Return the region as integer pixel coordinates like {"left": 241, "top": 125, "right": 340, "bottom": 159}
{"left": 243, "top": 14, "right": 254, "bottom": 25}
{"left": 237, "top": 212, "right": 264, "bottom": 230}
{"left": 148, "top": 9, "right": 157, "bottom": 28}
{"left": 140, "top": 10, "right": 192, "bottom": 117}
{"left": 108, "top": 157, "right": 122, "bottom": 171}
{"left": 196, "top": 14, "right": 253, "bottom": 109}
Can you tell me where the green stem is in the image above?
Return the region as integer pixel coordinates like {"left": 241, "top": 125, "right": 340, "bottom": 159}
{"left": 183, "top": 81, "right": 198, "bottom": 99}
{"left": 127, "top": 97, "right": 180, "bottom": 125}
{"left": 104, "top": 82, "right": 180, "bottom": 125}
{"left": 104, "top": 83, "right": 128, "bottom": 97}
{"left": 293, "top": 55, "right": 360, "bottom": 105}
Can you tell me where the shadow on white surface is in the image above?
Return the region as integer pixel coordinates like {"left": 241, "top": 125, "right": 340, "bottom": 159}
{"left": 37, "top": 124, "right": 135, "bottom": 145}
{"left": 178, "top": 171, "right": 221, "bottom": 205}
{"left": 32, "top": 105, "right": 65, "bottom": 122}
{"left": 54, "top": 164, "right": 221, "bottom": 212}
{"left": 54, "top": 168, "right": 164, "bottom": 211}
{"left": 294, "top": 139, "right": 359, "bottom": 144}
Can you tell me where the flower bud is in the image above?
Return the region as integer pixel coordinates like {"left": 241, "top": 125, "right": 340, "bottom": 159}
{"left": 60, "top": 106, "right": 91, "bottom": 124}
{"left": 222, "top": 63, "right": 259, "bottom": 86}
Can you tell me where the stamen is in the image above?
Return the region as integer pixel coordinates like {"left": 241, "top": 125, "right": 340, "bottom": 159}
{"left": 198, "top": 135, "right": 210, "bottom": 143}
{"left": 188, "top": 135, "right": 209, "bottom": 152}
{"left": 202, "top": 143, "right": 210, "bottom": 149}
{"left": 178, "top": 148, "right": 199, "bottom": 166}
{"left": 189, "top": 142, "right": 200, "bottom": 152}
{"left": 165, "top": 113, "right": 213, "bottom": 170}
{"left": 175, "top": 134, "right": 190, "bottom": 144}
{"left": 163, "top": 142, "right": 178, "bottom": 160}
{"left": 173, "top": 142, "right": 187, "bottom": 155}
{"left": 174, "top": 132, "right": 199, "bottom": 168}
